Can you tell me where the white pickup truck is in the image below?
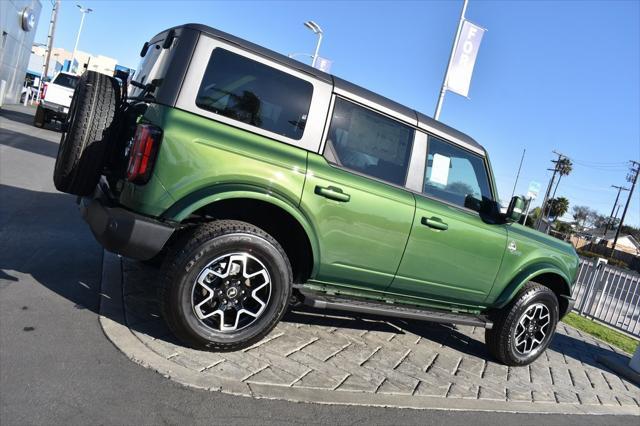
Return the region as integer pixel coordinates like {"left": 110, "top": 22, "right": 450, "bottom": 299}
{"left": 34, "top": 72, "right": 79, "bottom": 128}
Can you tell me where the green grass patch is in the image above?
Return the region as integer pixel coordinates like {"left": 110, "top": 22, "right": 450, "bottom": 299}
{"left": 562, "top": 312, "right": 639, "bottom": 354}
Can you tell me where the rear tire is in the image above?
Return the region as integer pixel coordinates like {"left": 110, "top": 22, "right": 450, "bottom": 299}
{"left": 33, "top": 105, "right": 45, "bottom": 128}
{"left": 485, "top": 282, "right": 559, "bottom": 366}
{"left": 160, "top": 220, "right": 292, "bottom": 351}
{"left": 53, "top": 71, "right": 120, "bottom": 196}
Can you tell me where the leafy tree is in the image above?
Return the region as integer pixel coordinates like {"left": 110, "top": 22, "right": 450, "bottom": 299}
{"left": 554, "top": 221, "right": 573, "bottom": 234}
{"left": 523, "top": 207, "right": 541, "bottom": 228}
{"left": 572, "top": 205, "right": 588, "bottom": 227}
{"left": 572, "top": 205, "right": 598, "bottom": 229}
{"left": 547, "top": 197, "right": 569, "bottom": 220}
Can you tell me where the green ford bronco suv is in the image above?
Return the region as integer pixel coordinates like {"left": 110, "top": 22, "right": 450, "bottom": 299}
{"left": 53, "top": 24, "right": 579, "bottom": 366}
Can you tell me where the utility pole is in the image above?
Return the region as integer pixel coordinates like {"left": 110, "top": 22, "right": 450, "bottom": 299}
{"left": 611, "top": 161, "right": 640, "bottom": 256}
{"left": 536, "top": 151, "right": 566, "bottom": 231}
{"left": 434, "top": 0, "right": 468, "bottom": 120}
{"left": 35, "top": 0, "right": 60, "bottom": 101}
{"left": 603, "top": 185, "right": 629, "bottom": 236}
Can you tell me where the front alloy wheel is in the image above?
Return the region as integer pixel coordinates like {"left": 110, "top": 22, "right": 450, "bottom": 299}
{"left": 485, "top": 282, "right": 559, "bottom": 366}
{"left": 513, "top": 303, "right": 551, "bottom": 355}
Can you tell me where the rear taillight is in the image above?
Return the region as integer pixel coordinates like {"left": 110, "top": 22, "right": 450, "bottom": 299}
{"left": 40, "top": 83, "right": 47, "bottom": 99}
{"left": 126, "top": 124, "right": 163, "bottom": 184}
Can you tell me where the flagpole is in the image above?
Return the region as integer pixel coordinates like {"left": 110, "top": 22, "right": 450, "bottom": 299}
{"left": 434, "top": 0, "right": 469, "bottom": 121}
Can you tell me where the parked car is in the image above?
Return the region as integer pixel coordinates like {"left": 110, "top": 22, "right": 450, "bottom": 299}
{"left": 34, "top": 72, "right": 79, "bottom": 128}
{"left": 53, "top": 24, "right": 579, "bottom": 366}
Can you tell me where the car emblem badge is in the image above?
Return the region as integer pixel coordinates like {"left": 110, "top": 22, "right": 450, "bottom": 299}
{"left": 508, "top": 240, "right": 517, "bottom": 253}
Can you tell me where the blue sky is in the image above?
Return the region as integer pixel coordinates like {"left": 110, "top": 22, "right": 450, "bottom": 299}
{"left": 34, "top": 0, "right": 640, "bottom": 226}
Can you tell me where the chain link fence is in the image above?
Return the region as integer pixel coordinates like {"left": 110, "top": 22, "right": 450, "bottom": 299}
{"left": 572, "top": 257, "right": 640, "bottom": 337}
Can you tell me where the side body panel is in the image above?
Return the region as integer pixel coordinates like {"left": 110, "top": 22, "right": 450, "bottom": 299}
{"left": 300, "top": 153, "right": 415, "bottom": 293}
{"left": 118, "top": 105, "right": 309, "bottom": 222}
{"left": 486, "top": 224, "right": 579, "bottom": 307}
{"left": 389, "top": 195, "right": 507, "bottom": 307}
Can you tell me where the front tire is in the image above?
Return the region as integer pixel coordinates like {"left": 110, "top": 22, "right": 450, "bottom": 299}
{"left": 485, "top": 282, "right": 559, "bottom": 366}
{"left": 160, "top": 220, "right": 292, "bottom": 351}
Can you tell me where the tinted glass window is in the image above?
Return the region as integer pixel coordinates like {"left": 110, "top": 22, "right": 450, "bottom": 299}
{"left": 196, "top": 48, "right": 313, "bottom": 140}
{"left": 423, "top": 136, "right": 492, "bottom": 211}
{"left": 54, "top": 74, "right": 79, "bottom": 89}
{"left": 324, "top": 98, "right": 414, "bottom": 186}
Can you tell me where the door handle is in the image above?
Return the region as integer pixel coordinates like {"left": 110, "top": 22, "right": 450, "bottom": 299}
{"left": 315, "top": 185, "right": 350, "bottom": 202}
{"left": 421, "top": 216, "right": 448, "bottom": 231}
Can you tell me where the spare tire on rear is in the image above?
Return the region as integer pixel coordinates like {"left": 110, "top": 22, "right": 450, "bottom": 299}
{"left": 53, "top": 71, "right": 120, "bottom": 196}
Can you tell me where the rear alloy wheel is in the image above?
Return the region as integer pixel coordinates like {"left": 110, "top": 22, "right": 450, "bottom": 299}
{"left": 191, "top": 252, "right": 272, "bottom": 333}
{"left": 160, "top": 220, "right": 292, "bottom": 351}
{"left": 485, "top": 282, "right": 559, "bottom": 366}
{"left": 53, "top": 71, "right": 120, "bottom": 196}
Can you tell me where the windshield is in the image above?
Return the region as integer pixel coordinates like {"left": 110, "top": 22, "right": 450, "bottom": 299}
{"left": 54, "top": 74, "right": 79, "bottom": 89}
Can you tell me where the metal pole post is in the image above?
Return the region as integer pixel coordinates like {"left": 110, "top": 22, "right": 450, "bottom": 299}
{"left": 522, "top": 197, "right": 532, "bottom": 225}
{"left": 311, "top": 32, "right": 323, "bottom": 68}
{"left": 434, "top": 0, "right": 468, "bottom": 121}
{"left": 35, "top": 0, "right": 60, "bottom": 103}
{"left": 71, "top": 11, "right": 86, "bottom": 70}
{"left": 510, "top": 148, "right": 526, "bottom": 199}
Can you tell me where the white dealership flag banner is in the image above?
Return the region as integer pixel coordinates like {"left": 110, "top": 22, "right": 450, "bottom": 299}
{"left": 445, "top": 20, "right": 485, "bottom": 97}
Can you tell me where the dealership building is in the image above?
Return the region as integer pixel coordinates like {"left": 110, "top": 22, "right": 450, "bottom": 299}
{"left": 0, "top": 0, "right": 42, "bottom": 105}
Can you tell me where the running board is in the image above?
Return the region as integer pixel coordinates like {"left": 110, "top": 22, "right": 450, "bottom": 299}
{"left": 300, "top": 291, "right": 493, "bottom": 329}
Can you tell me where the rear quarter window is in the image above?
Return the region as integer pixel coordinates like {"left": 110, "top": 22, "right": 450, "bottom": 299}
{"left": 195, "top": 48, "right": 313, "bottom": 140}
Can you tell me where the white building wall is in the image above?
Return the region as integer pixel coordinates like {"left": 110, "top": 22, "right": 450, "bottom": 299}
{"left": 0, "top": 0, "right": 42, "bottom": 104}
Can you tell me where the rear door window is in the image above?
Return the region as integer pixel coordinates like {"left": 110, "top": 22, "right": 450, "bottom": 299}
{"left": 196, "top": 48, "right": 313, "bottom": 140}
{"left": 324, "top": 98, "right": 414, "bottom": 186}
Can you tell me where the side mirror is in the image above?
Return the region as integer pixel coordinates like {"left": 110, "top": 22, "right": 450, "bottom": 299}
{"left": 506, "top": 196, "right": 525, "bottom": 223}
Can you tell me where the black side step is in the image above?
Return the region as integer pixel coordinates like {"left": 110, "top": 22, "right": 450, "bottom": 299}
{"left": 300, "top": 291, "right": 493, "bottom": 329}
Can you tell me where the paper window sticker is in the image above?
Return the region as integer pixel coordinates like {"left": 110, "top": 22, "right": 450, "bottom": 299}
{"left": 430, "top": 153, "right": 451, "bottom": 186}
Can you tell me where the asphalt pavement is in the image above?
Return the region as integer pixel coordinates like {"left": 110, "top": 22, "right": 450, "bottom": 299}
{"left": 1, "top": 104, "right": 637, "bottom": 425}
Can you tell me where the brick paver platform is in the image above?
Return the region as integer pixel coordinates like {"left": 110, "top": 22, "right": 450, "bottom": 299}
{"left": 99, "top": 254, "right": 640, "bottom": 414}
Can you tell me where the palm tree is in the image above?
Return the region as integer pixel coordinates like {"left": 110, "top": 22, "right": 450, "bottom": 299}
{"left": 548, "top": 196, "right": 570, "bottom": 220}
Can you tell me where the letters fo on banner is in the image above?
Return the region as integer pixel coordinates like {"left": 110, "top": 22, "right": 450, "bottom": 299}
{"left": 446, "top": 20, "right": 485, "bottom": 98}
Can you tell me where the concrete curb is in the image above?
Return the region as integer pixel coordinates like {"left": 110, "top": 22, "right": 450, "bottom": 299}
{"left": 98, "top": 251, "right": 639, "bottom": 415}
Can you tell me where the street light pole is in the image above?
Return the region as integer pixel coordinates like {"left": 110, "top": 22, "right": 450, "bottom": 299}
{"left": 434, "top": 0, "right": 468, "bottom": 121}
{"left": 71, "top": 4, "right": 93, "bottom": 72}
{"left": 304, "top": 21, "right": 323, "bottom": 68}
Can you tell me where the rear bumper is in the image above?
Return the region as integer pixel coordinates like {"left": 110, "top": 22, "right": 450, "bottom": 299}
{"left": 79, "top": 186, "right": 175, "bottom": 260}
{"left": 41, "top": 100, "right": 68, "bottom": 116}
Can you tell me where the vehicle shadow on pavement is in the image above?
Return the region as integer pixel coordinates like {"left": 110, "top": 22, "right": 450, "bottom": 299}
{"left": 0, "top": 184, "right": 103, "bottom": 315}
{"left": 286, "top": 307, "right": 633, "bottom": 372}
{"left": 0, "top": 107, "right": 35, "bottom": 126}
{"left": 0, "top": 107, "right": 62, "bottom": 132}
{"left": 0, "top": 127, "right": 60, "bottom": 159}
